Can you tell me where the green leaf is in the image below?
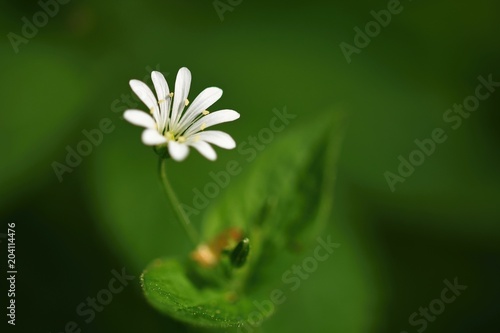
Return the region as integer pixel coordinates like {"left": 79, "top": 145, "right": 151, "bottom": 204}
{"left": 141, "top": 109, "right": 345, "bottom": 327}
{"left": 141, "top": 258, "right": 255, "bottom": 328}
{"left": 202, "top": 110, "right": 345, "bottom": 287}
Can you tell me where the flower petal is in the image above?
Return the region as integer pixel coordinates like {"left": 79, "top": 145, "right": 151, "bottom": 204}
{"left": 168, "top": 141, "right": 190, "bottom": 161}
{"left": 185, "top": 110, "right": 240, "bottom": 137}
{"left": 151, "top": 71, "right": 170, "bottom": 130}
{"left": 176, "top": 87, "right": 223, "bottom": 132}
{"left": 129, "top": 79, "right": 160, "bottom": 124}
{"left": 123, "top": 110, "right": 156, "bottom": 129}
{"left": 151, "top": 71, "right": 170, "bottom": 100}
{"left": 190, "top": 141, "right": 217, "bottom": 161}
{"left": 141, "top": 129, "right": 167, "bottom": 146}
{"left": 171, "top": 67, "right": 191, "bottom": 127}
{"left": 189, "top": 130, "right": 236, "bottom": 149}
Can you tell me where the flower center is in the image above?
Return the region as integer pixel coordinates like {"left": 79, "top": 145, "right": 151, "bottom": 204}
{"left": 165, "top": 131, "right": 186, "bottom": 143}
{"left": 165, "top": 131, "right": 175, "bottom": 141}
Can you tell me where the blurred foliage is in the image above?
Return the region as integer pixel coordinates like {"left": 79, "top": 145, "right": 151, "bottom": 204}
{"left": 0, "top": 0, "right": 499, "bottom": 332}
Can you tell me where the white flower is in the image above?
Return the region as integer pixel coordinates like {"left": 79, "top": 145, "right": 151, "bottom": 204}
{"left": 123, "top": 67, "right": 240, "bottom": 161}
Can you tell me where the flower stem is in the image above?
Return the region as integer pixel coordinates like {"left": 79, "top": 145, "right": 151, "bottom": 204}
{"left": 158, "top": 157, "right": 199, "bottom": 247}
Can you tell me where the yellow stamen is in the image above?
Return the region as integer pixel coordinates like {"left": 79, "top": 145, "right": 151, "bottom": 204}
{"left": 169, "top": 92, "right": 174, "bottom": 98}
{"left": 200, "top": 123, "right": 206, "bottom": 131}
{"left": 185, "top": 99, "right": 190, "bottom": 106}
{"left": 202, "top": 110, "right": 210, "bottom": 115}
{"left": 165, "top": 132, "right": 174, "bottom": 141}
{"left": 178, "top": 136, "right": 186, "bottom": 143}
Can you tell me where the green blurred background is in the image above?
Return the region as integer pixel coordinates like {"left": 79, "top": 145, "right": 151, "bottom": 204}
{"left": 1, "top": 0, "right": 499, "bottom": 332}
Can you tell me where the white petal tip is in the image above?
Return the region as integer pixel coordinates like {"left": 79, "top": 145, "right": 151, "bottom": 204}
{"left": 202, "top": 153, "right": 217, "bottom": 161}
{"left": 123, "top": 110, "right": 156, "bottom": 129}
{"left": 168, "top": 141, "right": 190, "bottom": 161}
{"left": 171, "top": 155, "right": 188, "bottom": 162}
{"left": 225, "top": 142, "right": 236, "bottom": 149}
{"left": 129, "top": 79, "right": 140, "bottom": 87}
{"left": 141, "top": 129, "right": 167, "bottom": 146}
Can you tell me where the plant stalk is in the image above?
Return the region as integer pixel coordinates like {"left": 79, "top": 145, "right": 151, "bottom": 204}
{"left": 158, "top": 157, "right": 199, "bottom": 247}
